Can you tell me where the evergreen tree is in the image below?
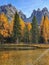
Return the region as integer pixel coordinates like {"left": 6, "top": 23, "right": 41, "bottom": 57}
{"left": 24, "top": 24, "right": 29, "bottom": 43}
{"left": 0, "top": 33, "right": 4, "bottom": 44}
{"left": 13, "top": 12, "right": 21, "bottom": 43}
{"left": 31, "top": 16, "right": 39, "bottom": 43}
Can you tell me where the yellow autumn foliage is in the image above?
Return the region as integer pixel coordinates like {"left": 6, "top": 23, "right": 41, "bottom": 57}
{"left": 9, "top": 16, "right": 25, "bottom": 35}
{"left": 0, "top": 13, "right": 32, "bottom": 38}
{"left": 40, "top": 16, "right": 49, "bottom": 43}
{"left": 0, "top": 13, "right": 10, "bottom": 37}
{"left": 9, "top": 19, "right": 14, "bottom": 34}
{"left": 19, "top": 17, "right": 25, "bottom": 31}
{"left": 25, "top": 22, "right": 32, "bottom": 31}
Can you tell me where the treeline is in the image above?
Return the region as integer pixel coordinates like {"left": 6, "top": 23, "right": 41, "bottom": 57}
{"left": 0, "top": 12, "right": 49, "bottom": 44}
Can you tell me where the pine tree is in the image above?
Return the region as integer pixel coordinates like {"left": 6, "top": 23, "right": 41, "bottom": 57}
{"left": 13, "top": 12, "right": 21, "bottom": 43}
{"left": 31, "top": 16, "right": 39, "bottom": 43}
{"left": 24, "top": 24, "right": 29, "bottom": 43}
{"left": 0, "top": 33, "right": 4, "bottom": 44}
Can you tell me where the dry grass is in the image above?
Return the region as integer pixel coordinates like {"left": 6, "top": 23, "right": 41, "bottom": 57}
{"left": 0, "top": 44, "right": 49, "bottom": 65}
{"left": 0, "top": 49, "right": 49, "bottom": 65}
{"left": 0, "top": 43, "right": 49, "bottom": 49}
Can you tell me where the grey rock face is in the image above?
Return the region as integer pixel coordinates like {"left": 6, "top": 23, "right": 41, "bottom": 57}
{"left": 24, "top": 7, "right": 49, "bottom": 24}
{"left": 0, "top": 4, "right": 17, "bottom": 22}
{"left": 0, "top": 4, "right": 49, "bottom": 24}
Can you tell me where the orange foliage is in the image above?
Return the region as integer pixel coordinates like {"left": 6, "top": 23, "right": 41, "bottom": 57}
{"left": 9, "top": 19, "right": 14, "bottom": 34}
{"left": 19, "top": 17, "right": 25, "bottom": 31}
{"left": 0, "top": 13, "right": 32, "bottom": 37}
{"left": 40, "top": 16, "right": 49, "bottom": 43}
{"left": 9, "top": 16, "right": 25, "bottom": 35}
{"left": 26, "top": 22, "right": 32, "bottom": 31}
{"left": 0, "top": 13, "right": 10, "bottom": 37}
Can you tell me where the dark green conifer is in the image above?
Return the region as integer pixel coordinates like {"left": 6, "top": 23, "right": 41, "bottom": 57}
{"left": 32, "top": 16, "right": 39, "bottom": 43}
{"left": 24, "top": 24, "right": 29, "bottom": 43}
{"left": 13, "top": 12, "right": 21, "bottom": 43}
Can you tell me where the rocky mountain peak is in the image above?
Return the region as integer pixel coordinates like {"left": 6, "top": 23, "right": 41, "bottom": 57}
{"left": 0, "top": 4, "right": 17, "bottom": 22}
{"left": 0, "top": 4, "right": 49, "bottom": 24}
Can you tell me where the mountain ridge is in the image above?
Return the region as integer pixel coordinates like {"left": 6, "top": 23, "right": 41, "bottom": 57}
{"left": 0, "top": 4, "right": 49, "bottom": 24}
{"left": 19, "top": 7, "right": 49, "bottom": 24}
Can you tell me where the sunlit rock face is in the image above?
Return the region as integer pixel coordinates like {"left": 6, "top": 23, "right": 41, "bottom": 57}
{"left": 0, "top": 4, "right": 49, "bottom": 24}
{"left": 19, "top": 7, "right": 49, "bottom": 24}
{"left": 0, "top": 4, "right": 17, "bottom": 22}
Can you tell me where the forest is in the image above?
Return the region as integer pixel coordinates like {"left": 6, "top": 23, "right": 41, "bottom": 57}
{"left": 0, "top": 12, "right": 49, "bottom": 44}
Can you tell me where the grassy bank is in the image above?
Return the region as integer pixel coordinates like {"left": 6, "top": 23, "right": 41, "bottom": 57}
{"left": 0, "top": 43, "right": 49, "bottom": 50}
{"left": 0, "top": 49, "right": 49, "bottom": 65}
{"left": 0, "top": 43, "right": 49, "bottom": 65}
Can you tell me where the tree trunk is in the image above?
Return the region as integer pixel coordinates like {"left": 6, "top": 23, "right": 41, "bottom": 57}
{"left": 45, "top": 39, "right": 48, "bottom": 44}
{"left": 16, "top": 38, "right": 19, "bottom": 44}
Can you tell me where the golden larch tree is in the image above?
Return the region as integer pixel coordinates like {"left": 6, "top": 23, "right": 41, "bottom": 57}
{"left": 40, "top": 15, "right": 49, "bottom": 43}
{"left": 0, "top": 13, "right": 10, "bottom": 37}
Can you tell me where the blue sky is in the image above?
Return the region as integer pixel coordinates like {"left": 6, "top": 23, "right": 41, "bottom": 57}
{"left": 0, "top": 0, "right": 49, "bottom": 18}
